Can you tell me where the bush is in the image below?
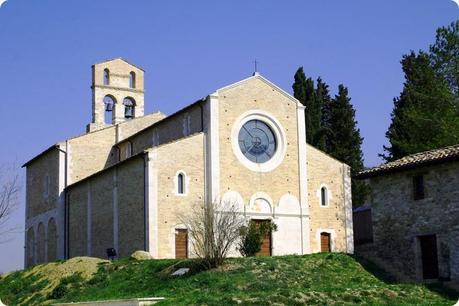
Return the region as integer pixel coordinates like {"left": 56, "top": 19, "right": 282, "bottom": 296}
{"left": 179, "top": 200, "right": 246, "bottom": 269}
{"left": 239, "top": 221, "right": 277, "bottom": 257}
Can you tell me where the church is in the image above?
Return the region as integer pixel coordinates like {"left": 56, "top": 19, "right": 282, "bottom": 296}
{"left": 23, "top": 58, "right": 353, "bottom": 267}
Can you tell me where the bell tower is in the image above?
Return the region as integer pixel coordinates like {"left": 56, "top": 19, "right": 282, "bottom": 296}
{"left": 87, "top": 58, "right": 145, "bottom": 132}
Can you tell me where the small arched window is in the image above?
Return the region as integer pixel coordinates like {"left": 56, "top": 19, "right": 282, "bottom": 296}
{"left": 320, "top": 186, "right": 328, "bottom": 207}
{"left": 123, "top": 97, "right": 135, "bottom": 119}
{"left": 104, "top": 95, "right": 116, "bottom": 124}
{"left": 103, "top": 68, "right": 110, "bottom": 85}
{"left": 177, "top": 173, "right": 185, "bottom": 194}
{"left": 129, "top": 71, "right": 136, "bottom": 88}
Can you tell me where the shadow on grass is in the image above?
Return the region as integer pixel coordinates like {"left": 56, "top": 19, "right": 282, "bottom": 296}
{"left": 426, "top": 282, "right": 459, "bottom": 301}
{"left": 352, "top": 255, "right": 397, "bottom": 284}
{"left": 353, "top": 254, "right": 459, "bottom": 302}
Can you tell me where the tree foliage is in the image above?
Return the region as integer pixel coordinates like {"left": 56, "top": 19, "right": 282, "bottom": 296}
{"left": 326, "top": 85, "right": 367, "bottom": 206}
{"left": 293, "top": 68, "right": 367, "bottom": 206}
{"left": 383, "top": 20, "right": 459, "bottom": 161}
{"left": 430, "top": 20, "right": 459, "bottom": 97}
{"left": 238, "top": 221, "right": 277, "bottom": 257}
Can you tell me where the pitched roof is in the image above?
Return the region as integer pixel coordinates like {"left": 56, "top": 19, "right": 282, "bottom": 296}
{"left": 92, "top": 58, "right": 145, "bottom": 71}
{"left": 357, "top": 144, "right": 459, "bottom": 179}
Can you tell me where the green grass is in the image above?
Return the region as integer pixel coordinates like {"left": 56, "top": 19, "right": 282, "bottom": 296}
{"left": 1, "top": 253, "right": 457, "bottom": 305}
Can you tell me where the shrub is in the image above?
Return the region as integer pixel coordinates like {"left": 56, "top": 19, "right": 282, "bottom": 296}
{"left": 179, "top": 200, "right": 245, "bottom": 269}
{"left": 239, "top": 221, "right": 277, "bottom": 257}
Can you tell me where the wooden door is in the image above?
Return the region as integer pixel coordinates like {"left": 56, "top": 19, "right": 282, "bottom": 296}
{"left": 419, "top": 235, "right": 439, "bottom": 279}
{"left": 252, "top": 220, "right": 272, "bottom": 256}
{"left": 320, "top": 232, "right": 331, "bottom": 252}
{"left": 175, "top": 229, "right": 188, "bottom": 259}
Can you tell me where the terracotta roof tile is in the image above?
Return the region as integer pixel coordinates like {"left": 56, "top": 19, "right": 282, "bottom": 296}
{"left": 357, "top": 144, "right": 459, "bottom": 178}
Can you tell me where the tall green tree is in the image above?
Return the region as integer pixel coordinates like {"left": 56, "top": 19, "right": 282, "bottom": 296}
{"left": 327, "top": 85, "right": 367, "bottom": 206}
{"left": 292, "top": 68, "right": 327, "bottom": 147}
{"left": 382, "top": 51, "right": 459, "bottom": 161}
{"left": 315, "top": 78, "right": 332, "bottom": 151}
{"left": 430, "top": 20, "right": 459, "bottom": 97}
{"left": 293, "top": 67, "right": 319, "bottom": 144}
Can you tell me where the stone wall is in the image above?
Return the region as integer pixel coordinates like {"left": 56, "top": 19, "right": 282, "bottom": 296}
{"left": 368, "top": 161, "right": 459, "bottom": 280}
{"left": 149, "top": 133, "right": 205, "bottom": 258}
{"left": 25, "top": 148, "right": 60, "bottom": 218}
{"left": 126, "top": 103, "right": 203, "bottom": 159}
{"left": 217, "top": 77, "right": 300, "bottom": 209}
{"left": 69, "top": 112, "right": 165, "bottom": 184}
{"left": 67, "top": 182, "right": 87, "bottom": 258}
{"left": 306, "top": 144, "right": 351, "bottom": 253}
{"left": 67, "top": 156, "right": 145, "bottom": 259}
{"left": 90, "top": 58, "right": 146, "bottom": 129}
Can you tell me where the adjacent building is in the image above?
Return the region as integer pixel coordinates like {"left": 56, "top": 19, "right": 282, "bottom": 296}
{"left": 357, "top": 145, "right": 459, "bottom": 281}
{"left": 23, "top": 58, "right": 353, "bottom": 267}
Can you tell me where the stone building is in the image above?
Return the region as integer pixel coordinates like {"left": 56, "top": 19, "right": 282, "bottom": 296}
{"left": 357, "top": 145, "right": 459, "bottom": 281}
{"left": 23, "top": 58, "right": 353, "bottom": 267}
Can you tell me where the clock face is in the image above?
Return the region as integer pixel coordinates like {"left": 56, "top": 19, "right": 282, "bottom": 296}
{"left": 238, "top": 120, "right": 277, "bottom": 163}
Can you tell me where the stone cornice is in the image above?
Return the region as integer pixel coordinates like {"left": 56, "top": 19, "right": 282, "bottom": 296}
{"left": 92, "top": 84, "right": 145, "bottom": 93}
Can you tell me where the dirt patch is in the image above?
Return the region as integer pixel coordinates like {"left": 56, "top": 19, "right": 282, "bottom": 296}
{"left": 19, "top": 257, "right": 109, "bottom": 305}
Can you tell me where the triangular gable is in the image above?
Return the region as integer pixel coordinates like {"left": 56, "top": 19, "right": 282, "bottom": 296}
{"left": 214, "top": 73, "right": 302, "bottom": 108}
{"left": 92, "top": 57, "right": 145, "bottom": 71}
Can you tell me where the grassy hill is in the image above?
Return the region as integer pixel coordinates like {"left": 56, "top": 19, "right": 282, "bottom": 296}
{"left": 0, "top": 253, "right": 457, "bottom": 305}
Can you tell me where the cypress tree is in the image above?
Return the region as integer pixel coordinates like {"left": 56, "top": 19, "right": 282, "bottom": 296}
{"left": 292, "top": 67, "right": 317, "bottom": 144}
{"left": 429, "top": 20, "right": 459, "bottom": 98}
{"left": 314, "top": 78, "right": 332, "bottom": 151}
{"left": 328, "top": 85, "right": 367, "bottom": 206}
{"left": 382, "top": 51, "right": 459, "bottom": 161}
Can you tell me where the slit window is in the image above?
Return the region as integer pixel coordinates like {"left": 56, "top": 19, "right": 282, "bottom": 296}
{"left": 43, "top": 174, "right": 49, "bottom": 198}
{"left": 320, "top": 186, "right": 328, "bottom": 206}
{"left": 177, "top": 173, "right": 184, "bottom": 194}
{"left": 103, "top": 68, "right": 110, "bottom": 85}
{"left": 129, "top": 71, "right": 136, "bottom": 88}
{"left": 413, "top": 175, "right": 425, "bottom": 200}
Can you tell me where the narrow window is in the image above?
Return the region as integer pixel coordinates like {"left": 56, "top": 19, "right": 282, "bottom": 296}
{"left": 123, "top": 97, "right": 135, "bottom": 119}
{"left": 104, "top": 95, "right": 115, "bottom": 124}
{"left": 129, "top": 71, "right": 136, "bottom": 88}
{"left": 125, "top": 142, "right": 132, "bottom": 158}
{"left": 182, "top": 114, "right": 191, "bottom": 136}
{"left": 103, "top": 68, "right": 110, "bottom": 85}
{"left": 177, "top": 173, "right": 184, "bottom": 194}
{"left": 152, "top": 130, "right": 160, "bottom": 146}
{"left": 43, "top": 174, "right": 50, "bottom": 198}
{"left": 320, "top": 186, "right": 328, "bottom": 206}
{"left": 413, "top": 175, "right": 425, "bottom": 200}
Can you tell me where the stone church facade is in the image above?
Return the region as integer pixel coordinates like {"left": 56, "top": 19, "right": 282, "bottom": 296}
{"left": 23, "top": 58, "right": 353, "bottom": 266}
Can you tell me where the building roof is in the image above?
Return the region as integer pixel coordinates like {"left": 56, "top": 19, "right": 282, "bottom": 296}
{"left": 357, "top": 144, "right": 459, "bottom": 179}
{"left": 92, "top": 57, "right": 145, "bottom": 71}
{"left": 115, "top": 98, "right": 206, "bottom": 145}
{"left": 22, "top": 144, "right": 60, "bottom": 168}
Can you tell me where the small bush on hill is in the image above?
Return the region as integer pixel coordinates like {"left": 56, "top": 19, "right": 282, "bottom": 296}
{"left": 239, "top": 221, "right": 277, "bottom": 257}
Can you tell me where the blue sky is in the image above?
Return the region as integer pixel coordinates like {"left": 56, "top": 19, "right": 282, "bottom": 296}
{"left": 0, "top": 0, "right": 457, "bottom": 272}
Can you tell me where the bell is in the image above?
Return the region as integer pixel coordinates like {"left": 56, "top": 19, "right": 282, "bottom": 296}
{"left": 125, "top": 107, "right": 133, "bottom": 118}
{"left": 105, "top": 102, "right": 113, "bottom": 112}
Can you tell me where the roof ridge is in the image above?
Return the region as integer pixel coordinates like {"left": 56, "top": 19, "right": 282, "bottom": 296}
{"left": 357, "top": 143, "right": 459, "bottom": 179}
